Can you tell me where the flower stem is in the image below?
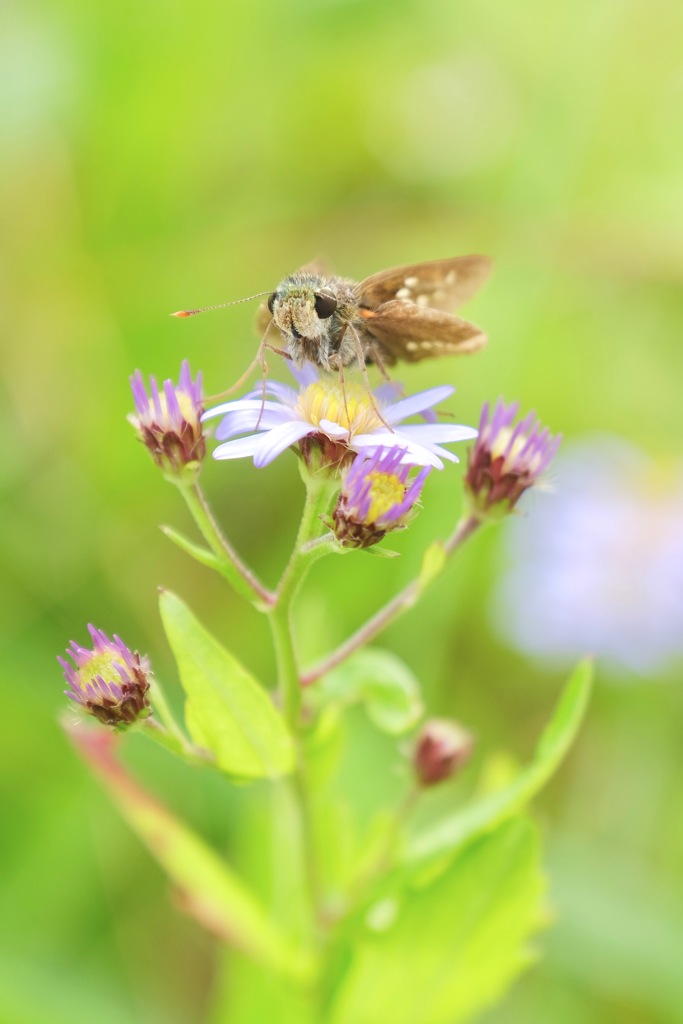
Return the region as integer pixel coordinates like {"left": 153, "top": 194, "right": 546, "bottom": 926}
{"left": 180, "top": 482, "right": 274, "bottom": 608}
{"left": 276, "top": 472, "right": 338, "bottom": 607}
{"left": 301, "top": 514, "right": 481, "bottom": 686}
{"left": 267, "top": 470, "right": 339, "bottom": 954}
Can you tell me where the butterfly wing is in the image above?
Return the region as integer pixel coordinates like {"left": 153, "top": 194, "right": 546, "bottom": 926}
{"left": 362, "top": 301, "right": 487, "bottom": 364}
{"left": 359, "top": 255, "right": 492, "bottom": 313}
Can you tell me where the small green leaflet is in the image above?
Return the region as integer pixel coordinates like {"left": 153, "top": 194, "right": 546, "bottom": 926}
{"left": 320, "top": 647, "right": 424, "bottom": 735}
{"left": 159, "top": 590, "right": 295, "bottom": 779}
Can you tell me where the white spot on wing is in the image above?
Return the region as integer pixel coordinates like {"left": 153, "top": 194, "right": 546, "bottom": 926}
{"left": 406, "top": 341, "right": 418, "bottom": 351}
{"left": 404, "top": 276, "right": 418, "bottom": 287}
{"left": 395, "top": 287, "right": 411, "bottom": 299}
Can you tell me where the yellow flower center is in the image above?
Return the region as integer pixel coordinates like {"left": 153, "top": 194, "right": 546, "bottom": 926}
{"left": 296, "top": 380, "right": 384, "bottom": 437}
{"left": 490, "top": 426, "right": 541, "bottom": 472}
{"left": 78, "top": 653, "right": 123, "bottom": 689}
{"left": 147, "top": 391, "right": 198, "bottom": 428}
{"left": 366, "top": 471, "right": 405, "bottom": 522}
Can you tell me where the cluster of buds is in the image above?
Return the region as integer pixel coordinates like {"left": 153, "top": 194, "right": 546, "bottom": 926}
{"left": 60, "top": 626, "right": 151, "bottom": 728}
{"left": 413, "top": 718, "right": 474, "bottom": 786}
{"left": 330, "top": 448, "right": 430, "bottom": 549}
{"left": 129, "top": 360, "right": 205, "bottom": 482}
{"left": 464, "top": 400, "right": 561, "bottom": 520}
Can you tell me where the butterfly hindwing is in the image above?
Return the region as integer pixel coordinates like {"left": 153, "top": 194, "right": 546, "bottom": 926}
{"left": 362, "top": 301, "right": 487, "bottom": 364}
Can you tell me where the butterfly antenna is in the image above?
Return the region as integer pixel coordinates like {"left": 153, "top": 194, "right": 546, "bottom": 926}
{"left": 171, "top": 291, "right": 273, "bottom": 318}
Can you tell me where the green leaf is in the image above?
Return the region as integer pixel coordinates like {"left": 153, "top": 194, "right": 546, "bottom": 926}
{"left": 330, "top": 817, "right": 545, "bottom": 1024}
{"left": 207, "top": 950, "right": 320, "bottom": 1024}
{"left": 64, "top": 725, "right": 312, "bottom": 981}
{"left": 321, "top": 647, "right": 424, "bottom": 735}
{"left": 406, "top": 658, "right": 593, "bottom": 866}
{"left": 159, "top": 590, "right": 295, "bottom": 779}
{"left": 161, "top": 523, "right": 225, "bottom": 573}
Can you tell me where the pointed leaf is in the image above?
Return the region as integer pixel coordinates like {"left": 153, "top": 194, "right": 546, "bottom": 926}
{"left": 64, "top": 724, "right": 312, "bottom": 980}
{"left": 159, "top": 590, "right": 295, "bottom": 779}
{"left": 331, "top": 818, "right": 545, "bottom": 1024}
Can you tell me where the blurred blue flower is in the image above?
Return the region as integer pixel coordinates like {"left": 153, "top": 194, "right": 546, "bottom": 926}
{"left": 491, "top": 437, "right": 683, "bottom": 676}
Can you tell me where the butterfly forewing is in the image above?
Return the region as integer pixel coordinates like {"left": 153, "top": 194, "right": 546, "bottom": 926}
{"left": 359, "top": 255, "right": 493, "bottom": 313}
{"left": 363, "top": 301, "right": 487, "bottom": 364}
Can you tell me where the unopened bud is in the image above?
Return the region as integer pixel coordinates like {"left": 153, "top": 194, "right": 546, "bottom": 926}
{"left": 59, "top": 626, "right": 152, "bottom": 729}
{"left": 331, "top": 447, "right": 430, "bottom": 549}
{"left": 414, "top": 718, "right": 474, "bottom": 786}
{"left": 465, "top": 399, "right": 561, "bottom": 520}
{"left": 129, "top": 359, "right": 205, "bottom": 482}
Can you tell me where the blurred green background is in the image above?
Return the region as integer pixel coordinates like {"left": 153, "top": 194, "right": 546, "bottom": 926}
{"left": 2, "top": 0, "right": 682, "bottom": 1021}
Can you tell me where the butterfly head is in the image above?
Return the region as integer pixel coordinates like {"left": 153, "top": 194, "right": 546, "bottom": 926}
{"left": 267, "top": 281, "right": 338, "bottom": 344}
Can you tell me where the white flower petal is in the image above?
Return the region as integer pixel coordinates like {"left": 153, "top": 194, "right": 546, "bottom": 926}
{"left": 203, "top": 398, "right": 285, "bottom": 421}
{"left": 253, "top": 420, "right": 314, "bottom": 467}
{"left": 290, "top": 364, "right": 319, "bottom": 388}
{"left": 384, "top": 386, "right": 455, "bottom": 424}
{"left": 395, "top": 423, "right": 478, "bottom": 444}
{"left": 318, "top": 418, "right": 350, "bottom": 439}
{"left": 352, "top": 432, "right": 445, "bottom": 469}
{"left": 214, "top": 408, "right": 289, "bottom": 441}
{"left": 242, "top": 381, "right": 299, "bottom": 406}
{"left": 374, "top": 381, "right": 405, "bottom": 402}
{"left": 213, "top": 434, "right": 267, "bottom": 460}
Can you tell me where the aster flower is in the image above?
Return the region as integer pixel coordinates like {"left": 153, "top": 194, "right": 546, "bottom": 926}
{"left": 331, "top": 447, "right": 430, "bottom": 549}
{"left": 414, "top": 718, "right": 474, "bottom": 786}
{"left": 129, "top": 359, "right": 205, "bottom": 480}
{"left": 59, "top": 626, "right": 151, "bottom": 728}
{"left": 202, "top": 366, "right": 477, "bottom": 472}
{"left": 464, "top": 399, "right": 561, "bottom": 519}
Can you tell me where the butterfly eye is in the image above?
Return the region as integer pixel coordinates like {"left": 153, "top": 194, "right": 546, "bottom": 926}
{"left": 267, "top": 293, "right": 277, "bottom": 314}
{"left": 314, "top": 291, "right": 337, "bottom": 319}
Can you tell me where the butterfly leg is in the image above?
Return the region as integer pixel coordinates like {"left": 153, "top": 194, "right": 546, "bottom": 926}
{"left": 347, "top": 324, "right": 394, "bottom": 432}
{"left": 368, "top": 346, "right": 406, "bottom": 399}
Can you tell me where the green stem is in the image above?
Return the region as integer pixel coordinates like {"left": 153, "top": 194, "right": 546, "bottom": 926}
{"left": 276, "top": 473, "right": 338, "bottom": 607}
{"left": 301, "top": 514, "right": 481, "bottom": 686}
{"left": 180, "top": 482, "right": 274, "bottom": 608}
{"left": 267, "top": 470, "right": 339, "bottom": 958}
{"left": 147, "top": 676, "right": 188, "bottom": 746}
{"left": 271, "top": 473, "right": 338, "bottom": 729}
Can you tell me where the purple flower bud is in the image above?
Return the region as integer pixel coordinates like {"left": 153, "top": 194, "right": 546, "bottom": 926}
{"left": 414, "top": 718, "right": 474, "bottom": 786}
{"left": 331, "top": 448, "right": 430, "bottom": 549}
{"left": 464, "top": 399, "right": 561, "bottom": 519}
{"left": 129, "top": 360, "right": 205, "bottom": 480}
{"left": 59, "top": 626, "right": 151, "bottom": 728}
